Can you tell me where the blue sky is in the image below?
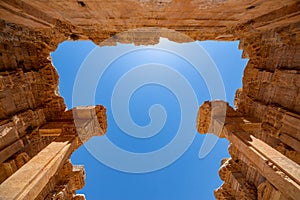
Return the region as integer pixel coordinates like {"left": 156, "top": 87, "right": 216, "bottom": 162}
{"left": 51, "top": 39, "right": 247, "bottom": 199}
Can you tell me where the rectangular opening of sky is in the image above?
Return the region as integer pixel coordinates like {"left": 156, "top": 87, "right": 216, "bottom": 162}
{"left": 51, "top": 38, "right": 247, "bottom": 200}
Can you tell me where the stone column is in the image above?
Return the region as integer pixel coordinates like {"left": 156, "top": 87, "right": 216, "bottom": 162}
{"left": 0, "top": 141, "right": 72, "bottom": 200}
{"left": 197, "top": 100, "right": 300, "bottom": 200}
{"left": 0, "top": 105, "right": 107, "bottom": 200}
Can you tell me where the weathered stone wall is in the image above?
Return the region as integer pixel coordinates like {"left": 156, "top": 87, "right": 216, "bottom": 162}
{"left": 0, "top": 0, "right": 299, "bottom": 199}
{"left": 197, "top": 100, "right": 300, "bottom": 199}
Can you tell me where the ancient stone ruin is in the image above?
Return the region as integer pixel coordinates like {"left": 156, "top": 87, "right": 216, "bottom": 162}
{"left": 0, "top": 0, "right": 299, "bottom": 199}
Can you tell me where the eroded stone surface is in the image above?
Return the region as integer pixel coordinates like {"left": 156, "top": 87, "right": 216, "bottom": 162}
{"left": 0, "top": 0, "right": 299, "bottom": 199}
{"left": 197, "top": 101, "right": 300, "bottom": 199}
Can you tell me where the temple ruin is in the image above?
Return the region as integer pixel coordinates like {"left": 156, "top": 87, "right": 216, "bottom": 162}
{"left": 0, "top": 0, "right": 299, "bottom": 199}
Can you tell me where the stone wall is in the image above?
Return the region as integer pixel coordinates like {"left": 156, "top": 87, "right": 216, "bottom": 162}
{"left": 0, "top": 0, "right": 299, "bottom": 199}
{"left": 197, "top": 100, "right": 300, "bottom": 199}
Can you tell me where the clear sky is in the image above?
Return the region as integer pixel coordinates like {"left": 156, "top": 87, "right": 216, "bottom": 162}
{"left": 51, "top": 39, "right": 247, "bottom": 200}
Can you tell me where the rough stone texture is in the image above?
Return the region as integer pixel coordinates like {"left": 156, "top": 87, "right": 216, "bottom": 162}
{"left": 35, "top": 160, "right": 87, "bottom": 200}
{"left": 197, "top": 101, "right": 300, "bottom": 199}
{"left": 0, "top": 105, "right": 107, "bottom": 199}
{"left": 0, "top": 0, "right": 299, "bottom": 199}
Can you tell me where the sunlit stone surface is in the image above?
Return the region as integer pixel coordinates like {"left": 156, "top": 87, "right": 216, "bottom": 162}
{"left": 0, "top": 0, "right": 299, "bottom": 199}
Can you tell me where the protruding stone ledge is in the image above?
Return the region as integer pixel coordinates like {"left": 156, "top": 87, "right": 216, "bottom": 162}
{"left": 39, "top": 105, "right": 107, "bottom": 147}
{"left": 197, "top": 100, "right": 300, "bottom": 200}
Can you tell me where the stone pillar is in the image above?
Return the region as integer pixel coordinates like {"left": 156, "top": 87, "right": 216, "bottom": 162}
{"left": 0, "top": 105, "right": 107, "bottom": 200}
{"left": 0, "top": 141, "right": 72, "bottom": 200}
{"left": 197, "top": 100, "right": 300, "bottom": 200}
